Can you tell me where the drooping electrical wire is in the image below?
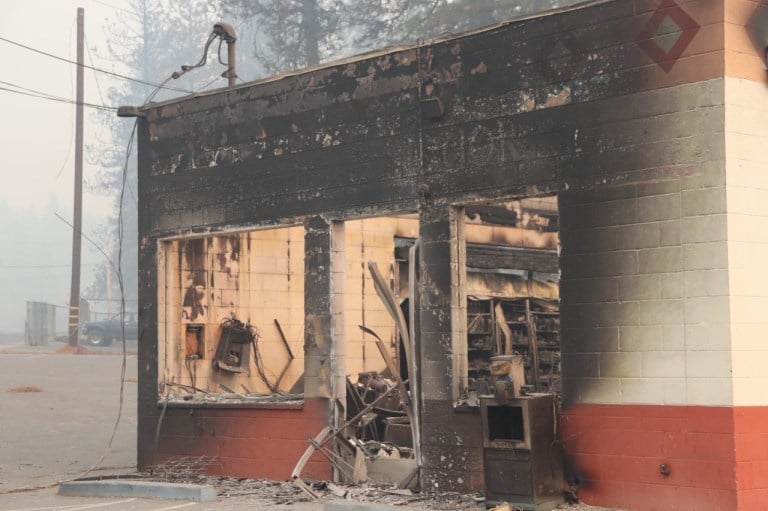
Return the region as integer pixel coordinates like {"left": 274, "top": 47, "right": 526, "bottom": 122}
{"left": 0, "top": 79, "right": 61, "bottom": 100}
{"left": 0, "top": 20, "right": 228, "bottom": 498}
{"left": 85, "top": 34, "right": 138, "bottom": 206}
{"left": 0, "top": 263, "right": 99, "bottom": 269}
{"left": 0, "top": 35, "right": 194, "bottom": 94}
{"left": 48, "top": 120, "right": 138, "bottom": 483}
{"left": 55, "top": 18, "right": 76, "bottom": 181}
{"left": 0, "top": 84, "right": 117, "bottom": 112}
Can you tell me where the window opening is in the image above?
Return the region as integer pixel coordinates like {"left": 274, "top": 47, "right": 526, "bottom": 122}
{"left": 462, "top": 197, "right": 561, "bottom": 400}
{"left": 159, "top": 226, "right": 305, "bottom": 405}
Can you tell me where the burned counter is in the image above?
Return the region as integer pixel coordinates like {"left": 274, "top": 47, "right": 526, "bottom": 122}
{"left": 480, "top": 394, "right": 563, "bottom": 511}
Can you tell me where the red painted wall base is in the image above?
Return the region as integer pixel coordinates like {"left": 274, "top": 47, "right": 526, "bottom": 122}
{"left": 149, "top": 397, "right": 332, "bottom": 481}
{"left": 735, "top": 407, "right": 768, "bottom": 510}
{"left": 560, "top": 404, "right": 768, "bottom": 511}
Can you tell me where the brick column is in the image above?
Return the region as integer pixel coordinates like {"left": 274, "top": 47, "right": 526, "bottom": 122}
{"left": 136, "top": 235, "right": 159, "bottom": 470}
{"left": 136, "top": 116, "right": 160, "bottom": 470}
{"left": 724, "top": 76, "right": 768, "bottom": 510}
{"left": 303, "top": 215, "right": 345, "bottom": 402}
{"left": 418, "top": 205, "right": 483, "bottom": 491}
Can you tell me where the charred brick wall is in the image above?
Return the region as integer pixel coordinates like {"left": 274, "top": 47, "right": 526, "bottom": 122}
{"left": 135, "top": 0, "right": 765, "bottom": 504}
{"left": 151, "top": 399, "right": 331, "bottom": 481}
{"left": 559, "top": 136, "right": 728, "bottom": 410}
{"left": 140, "top": 1, "right": 727, "bottom": 237}
{"left": 304, "top": 216, "right": 335, "bottom": 398}
{"left": 417, "top": 204, "right": 478, "bottom": 488}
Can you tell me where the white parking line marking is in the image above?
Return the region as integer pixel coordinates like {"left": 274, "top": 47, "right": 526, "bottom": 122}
{"left": 6, "top": 499, "right": 137, "bottom": 511}
{"left": 151, "top": 503, "right": 198, "bottom": 511}
{"left": 4, "top": 506, "right": 84, "bottom": 511}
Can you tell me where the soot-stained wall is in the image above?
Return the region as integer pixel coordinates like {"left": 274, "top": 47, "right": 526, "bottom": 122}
{"left": 136, "top": 0, "right": 761, "bottom": 505}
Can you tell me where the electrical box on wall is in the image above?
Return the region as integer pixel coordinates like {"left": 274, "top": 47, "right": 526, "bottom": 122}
{"left": 480, "top": 394, "right": 565, "bottom": 510}
{"left": 213, "top": 319, "right": 253, "bottom": 373}
{"left": 185, "top": 325, "right": 204, "bottom": 359}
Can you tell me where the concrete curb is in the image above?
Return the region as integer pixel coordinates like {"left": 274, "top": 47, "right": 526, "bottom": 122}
{"left": 57, "top": 480, "right": 217, "bottom": 501}
{"left": 324, "top": 500, "right": 399, "bottom": 511}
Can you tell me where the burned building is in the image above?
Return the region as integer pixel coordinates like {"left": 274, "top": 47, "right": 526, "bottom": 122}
{"left": 133, "top": 1, "right": 768, "bottom": 510}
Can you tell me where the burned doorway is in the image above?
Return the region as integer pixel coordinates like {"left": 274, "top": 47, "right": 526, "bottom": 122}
{"left": 341, "top": 214, "right": 420, "bottom": 472}
{"left": 460, "top": 197, "right": 561, "bottom": 401}
{"left": 343, "top": 215, "right": 418, "bottom": 379}
{"left": 158, "top": 226, "right": 305, "bottom": 403}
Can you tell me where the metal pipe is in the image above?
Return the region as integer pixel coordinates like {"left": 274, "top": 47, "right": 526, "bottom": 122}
{"left": 227, "top": 37, "right": 237, "bottom": 86}
{"left": 213, "top": 22, "right": 238, "bottom": 87}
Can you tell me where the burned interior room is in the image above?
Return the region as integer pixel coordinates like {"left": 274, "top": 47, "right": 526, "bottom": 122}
{"left": 133, "top": 1, "right": 768, "bottom": 510}
{"left": 458, "top": 198, "right": 560, "bottom": 400}
{"left": 153, "top": 200, "right": 564, "bottom": 504}
{"left": 159, "top": 227, "right": 306, "bottom": 401}
{"left": 157, "top": 203, "right": 561, "bottom": 448}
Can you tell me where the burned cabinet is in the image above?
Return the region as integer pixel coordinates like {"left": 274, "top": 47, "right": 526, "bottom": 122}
{"left": 528, "top": 300, "right": 560, "bottom": 393}
{"left": 496, "top": 298, "right": 561, "bottom": 394}
{"left": 467, "top": 299, "right": 496, "bottom": 385}
{"left": 480, "top": 394, "right": 564, "bottom": 511}
{"left": 468, "top": 298, "right": 561, "bottom": 395}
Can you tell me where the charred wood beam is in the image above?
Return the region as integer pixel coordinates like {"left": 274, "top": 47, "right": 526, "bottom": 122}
{"left": 395, "top": 239, "right": 558, "bottom": 273}
{"left": 465, "top": 205, "right": 518, "bottom": 226}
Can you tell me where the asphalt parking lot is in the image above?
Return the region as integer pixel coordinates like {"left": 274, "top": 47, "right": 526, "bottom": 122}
{"left": 0, "top": 339, "right": 605, "bottom": 511}
{"left": 0, "top": 340, "right": 383, "bottom": 511}
{"left": 0, "top": 340, "right": 138, "bottom": 489}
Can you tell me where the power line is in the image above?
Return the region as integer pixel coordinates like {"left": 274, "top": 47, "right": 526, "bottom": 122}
{"left": 82, "top": 297, "right": 138, "bottom": 302}
{"left": 85, "top": 36, "right": 108, "bottom": 108}
{"left": 0, "top": 79, "right": 61, "bottom": 99}
{"left": 86, "top": 0, "right": 133, "bottom": 14}
{"left": 0, "top": 77, "right": 111, "bottom": 109}
{"left": 0, "top": 35, "right": 193, "bottom": 95}
{"left": 0, "top": 84, "right": 117, "bottom": 112}
{"left": 0, "top": 263, "right": 100, "bottom": 269}
{"left": 55, "top": 18, "right": 77, "bottom": 181}
{"left": 85, "top": 34, "right": 139, "bottom": 207}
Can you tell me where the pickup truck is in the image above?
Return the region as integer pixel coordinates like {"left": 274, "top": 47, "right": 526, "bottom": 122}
{"left": 81, "top": 312, "right": 138, "bottom": 347}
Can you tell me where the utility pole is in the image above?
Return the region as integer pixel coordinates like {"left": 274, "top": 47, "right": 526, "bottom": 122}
{"left": 106, "top": 247, "right": 112, "bottom": 317}
{"left": 67, "top": 7, "right": 84, "bottom": 348}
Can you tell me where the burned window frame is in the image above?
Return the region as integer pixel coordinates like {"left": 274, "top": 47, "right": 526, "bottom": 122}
{"left": 451, "top": 199, "right": 561, "bottom": 406}
{"left": 156, "top": 225, "right": 306, "bottom": 407}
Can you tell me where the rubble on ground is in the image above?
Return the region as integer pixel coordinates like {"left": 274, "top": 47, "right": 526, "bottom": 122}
{"left": 135, "top": 468, "right": 617, "bottom": 510}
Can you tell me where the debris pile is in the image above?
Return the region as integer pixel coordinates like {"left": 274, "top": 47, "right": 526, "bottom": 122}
{"left": 139, "top": 456, "right": 605, "bottom": 510}
{"left": 159, "top": 388, "right": 303, "bottom": 406}
{"left": 348, "top": 372, "right": 412, "bottom": 448}
{"left": 141, "top": 466, "right": 485, "bottom": 509}
{"left": 291, "top": 369, "right": 417, "bottom": 499}
{"left": 291, "top": 261, "right": 421, "bottom": 497}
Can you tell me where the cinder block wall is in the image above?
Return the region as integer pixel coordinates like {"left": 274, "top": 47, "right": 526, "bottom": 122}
{"left": 559, "top": 170, "right": 736, "bottom": 509}
{"left": 418, "top": 205, "right": 485, "bottom": 490}
{"left": 151, "top": 398, "right": 331, "bottom": 480}
{"left": 158, "top": 229, "right": 305, "bottom": 395}
{"left": 136, "top": 0, "right": 768, "bottom": 507}
{"left": 145, "top": 224, "right": 332, "bottom": 481}
{"left": 556, "top": 2, "right": 768, "bottom": 509}
{"left": 725, "top": 75, "right": 768, "bottom": 508}
{"left": 343, "top": 217, "right": 418, "bottom": 377}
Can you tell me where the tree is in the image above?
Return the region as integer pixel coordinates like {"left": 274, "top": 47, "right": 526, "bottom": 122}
{"left": 404, "top": 0, "right": 586, "bottom": 37}
{"left": 87, "top": 0, "right": 229, "bottom": 311}
{"left": 344, "top": 0, "right": 446, "bottom": 49}
{"left": 223, "top": 1, "right": 588, "bottom": 77}
{"left": 223, "top": 0, "right": 451, "bottom": 74}
{"left": 223, "top": 0, "right": 342, "bottom": 75}
{"left": 88, "top": 0, "right": 587, "bottom": 313}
